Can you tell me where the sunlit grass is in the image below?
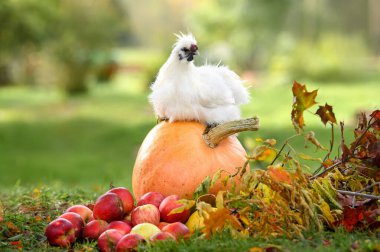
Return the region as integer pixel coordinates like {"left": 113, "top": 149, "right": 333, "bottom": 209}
{"left": 0, "top": 74, "right": 378, "bottom": 191}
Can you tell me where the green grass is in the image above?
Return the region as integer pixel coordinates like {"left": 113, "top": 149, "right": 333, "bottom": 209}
{"left": 0, "top": 76, "right": 379, "bottom": 191}
{"left": 1, "top": 187, "right": 378, "bottom": 251}
{"left": 0, "top": 75, "right": 379, "bottom": 250}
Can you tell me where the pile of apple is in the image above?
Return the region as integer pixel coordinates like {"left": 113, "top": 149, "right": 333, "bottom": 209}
{"left": 45, "top": 187, "right": 191, "bottom": 251}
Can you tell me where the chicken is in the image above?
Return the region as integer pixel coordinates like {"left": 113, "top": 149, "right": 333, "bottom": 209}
{"left": 149, "top": 33, "right": 250, "bottom": 126}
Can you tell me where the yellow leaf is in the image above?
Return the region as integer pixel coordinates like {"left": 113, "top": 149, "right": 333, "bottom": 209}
{"left": 32, "top": 188, "right": 41, "bottom": 199}
{"left": 202, "top": 207, "right": 242, "bottom": 238}
{"left": 168, "top": 199, "right": 195, "bottom": 215}
{"left": 317, "top": 201, "right": 335, "bottom": 225}
{"left": 215, "top": 191, "right": 225, "bottom": 209}
{"left": 249, "top": 247, "right": 264, "bottom": 252}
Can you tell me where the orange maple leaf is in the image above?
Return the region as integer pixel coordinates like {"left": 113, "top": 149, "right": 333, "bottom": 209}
{"left": 202, "top": 207, "right": 242, "bottom": 238}
{"left": 267, "top": 166, "right": 292, "bottom": 184}
{"left": 291, "top": 81, "right": 318, "bottom": 130}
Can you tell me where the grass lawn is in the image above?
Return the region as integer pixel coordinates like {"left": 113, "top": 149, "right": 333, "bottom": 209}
{"left": 1, "top": 187, "right": 379, "bottom": 251}
{"left": 0, "top": 74, "right": 378, "bottom": 191}
{"left": 0, "top": 72, "right": 379, "bottom": 250}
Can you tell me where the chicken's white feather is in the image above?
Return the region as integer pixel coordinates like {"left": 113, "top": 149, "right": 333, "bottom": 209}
{"left": 149, "top": 33, "right": 250, "bottom": 125}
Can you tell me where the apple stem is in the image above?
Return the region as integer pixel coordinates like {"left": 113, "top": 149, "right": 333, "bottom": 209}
{"left": 202, "top": 117, "right": 260, "bottom": 148}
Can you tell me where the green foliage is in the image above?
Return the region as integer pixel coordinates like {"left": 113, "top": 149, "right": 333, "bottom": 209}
{"left": 0, "top": 0, "right": 127, "bottom": 94}
{"left": 269, "top": 33, "right": 372, "bottom": 82}
{"left": 188, "top": 0, "right": 380, "bottom": 81}
{"left": 188, "top": 0, "right": 293, "bottom": 69}
{"left": 0, "top": 0, "right": 56, "bottom": 55}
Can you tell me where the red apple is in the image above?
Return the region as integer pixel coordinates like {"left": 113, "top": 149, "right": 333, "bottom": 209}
{"left": 98, "top": 229, "right": 124, "bottom": 252}
{"left": 157, "top": 222, "right": 170, "bottom": 230}
{"left": 45, "top": 218, "right": 76, "bottom": 247}
{"left": 107, "top": 221, "right": 132, "bottom": 235}
{"left": 131, "top": 204, "right": 160, "bottom": 226}
{"left": 82, "top": 220, "right": 108, "bottom": 241}
{"left": 150, "top": 231, "right": 176, "bottom": 243}
{"left": 161, "top": 222, "right": 189, "bottom": 240}
{"left": 66, "top": 205, "right": 93, "bottom": 224}
{"left": 93, "top": 192, "right": 124, "bottom": 222}
{"left": 159, "top": 195, "right": 190, "bottom": 223}
{"left": 59, "top": 212, "right": 83, "bottom": 238}
{"left": 137, "top": 192, "right": 165, "bottom": 208}
{"left": 116, "top": 233, "right": 144, "bottom": 252}
{"left": 122, "top": 219, "right": 133, "bottom": 227}
{"left": 108, "top": 187, "right": 135, "bottom": 214}
{"left": 88, "top": 213, "right": 95, "bottom": 223}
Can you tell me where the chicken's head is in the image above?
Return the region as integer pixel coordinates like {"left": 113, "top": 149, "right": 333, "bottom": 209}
{"left": 173, "top": 33, "right": 198, "bottom": 62}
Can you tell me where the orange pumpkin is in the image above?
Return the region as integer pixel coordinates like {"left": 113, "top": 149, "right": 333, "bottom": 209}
{"left": 132, "top": 121, "right": 248, "bottom": 199}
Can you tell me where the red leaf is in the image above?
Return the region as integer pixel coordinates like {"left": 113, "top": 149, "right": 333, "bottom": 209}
{"left": 340, "top": 203, "right": 380, "bottom": 232}
{"left": 10, "top": 241, "right": 23, "bottom": 250}
{"left": 370, "top": 110, "right": 380, "bottom": 120}
{"left": 370, "top": 110, "right": 380, "bottom": 131}
{"left": 342, "top": 207, "right": 363, "bottom": 232}
{"left": 315, "top": 103, "right": 337, "bottom": 125}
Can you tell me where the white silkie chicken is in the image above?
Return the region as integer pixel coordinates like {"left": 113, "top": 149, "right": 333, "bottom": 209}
{"left": 149, "top": 33, "right": 250, "bottom": 127}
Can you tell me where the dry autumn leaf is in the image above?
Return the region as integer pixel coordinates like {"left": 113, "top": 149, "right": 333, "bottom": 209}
{"left": 267, "top": 165, "right": 292, "bottom": 184}
{"left": 202, "top": 207, "right": 242, "bottom": 238}
{"left": 315, "top": 103, "right": 337, "bottom": 125}
{"left": 291, "top": 81, "right": 318, "bottom": 131}
{"left": 168, "top": 199, "right": 195, "bottom": 215}
{"left": 305, "top": 131, "right": 328, "bottom": 151}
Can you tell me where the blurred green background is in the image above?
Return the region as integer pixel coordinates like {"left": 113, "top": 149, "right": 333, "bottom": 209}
{"left": 0, "top": 0, "right": 379, "bottom": 192}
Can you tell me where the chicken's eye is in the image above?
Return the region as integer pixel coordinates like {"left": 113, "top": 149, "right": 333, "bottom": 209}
{"left": 181, "top": 47, "right": 189, "bottom": 52}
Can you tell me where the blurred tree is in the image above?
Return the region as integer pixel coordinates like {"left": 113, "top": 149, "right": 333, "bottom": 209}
{"left": 188, "top": 0, "right": 293, "bottom": 70}
{"left": 0, "top": 0, "right": 129, "bottom": 94}
{"left": 51, "top": 0, "right": 126, "bottom": 94}
{"left": 0, "top": 0, "right": 56, "bottom": 86}
{"left": 188, "top": 0, "right": 379, "bottom": 81}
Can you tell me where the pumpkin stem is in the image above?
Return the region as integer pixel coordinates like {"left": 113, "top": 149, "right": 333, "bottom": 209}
{"left": 202, "top": 117, "right": 260, "bottom": 148}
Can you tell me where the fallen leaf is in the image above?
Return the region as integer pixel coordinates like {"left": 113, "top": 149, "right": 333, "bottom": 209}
{"left": 341, "top": 206, "right": 368, "bottom": 232}
{"left": 267, "top": 166, "right": 292, "bottom": 184}
{"left": 168, "top": 199, "right": 195, "bottom": 215}
{"left": 9, "top": 241, "right": 23, "bottom": 250}
{"left": 6, "top": 222, "right": 21, "bottom": 237}
{"left": 370, "top": 109, "right": 380, "bottom": 120}
{"left": 35, "top": 215, "right": 42, "bottom": 222}
{"left": 32, "top": 188, "right": 41, "bottom": 199}
{"left": 322, "top": 239, "right": 331, "bottom": 246}
{"left": 291, "top": 81, "right": 318, "bottom": 131}
{"left": 202, "top": 207, "right": 242, "bottom": 238}
{"left": 315, "top": 103, "right": 337, "bottom": 125}
{"left": 305, "top": 131, "right": 328, "bottom": 151}
{"left": 249, "top": 247, "right": 264, "bottom": 252}
{"left": 370, "top": 110, "right": 380, "bottom": 131}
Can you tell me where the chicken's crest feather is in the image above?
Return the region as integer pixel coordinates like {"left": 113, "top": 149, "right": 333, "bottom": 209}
{"left": 173, "top": 32, "right": 197, "bottom": 49}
